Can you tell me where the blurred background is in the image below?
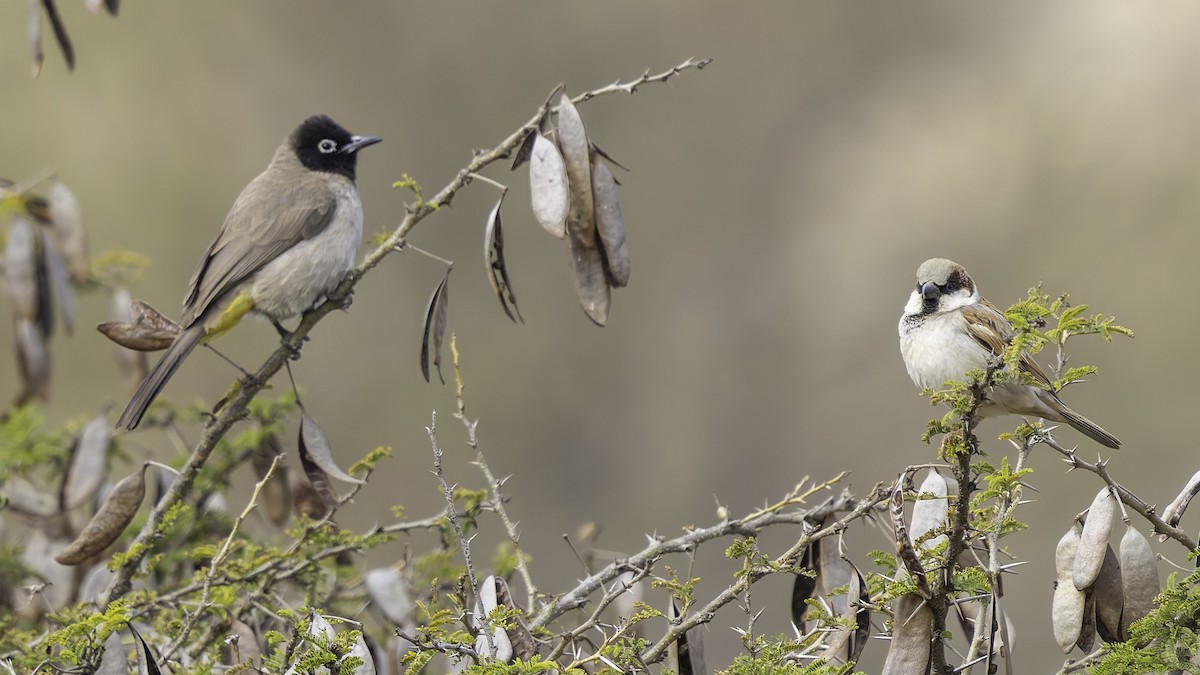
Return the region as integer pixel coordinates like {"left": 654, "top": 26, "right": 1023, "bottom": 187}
{"left": 2, "top": 2, "right": 1198, "bottom": 670}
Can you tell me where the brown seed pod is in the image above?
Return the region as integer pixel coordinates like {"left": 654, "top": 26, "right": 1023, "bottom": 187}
{"left": 420, "top": 268, "right": 451, "bottom": 383}
{"left": 667, "top": 600, "right": 705, "bottom": 675}
{"left": 590, "top": 157, "right": 630, "bottom": 288}
{"left": 484, "top": 191, "right": 523, "bottom": 323}
{"left": 1074, "top": 488, "right": 1115, "bottom": 591}
{"left": 1093, "top": 544, "right": 1123, "bottom": 643}
{"left": 791, "top": 542, "right": 818, "bottom": 627}
{"left": 881, "top": 593, "right": 932, "bottom": 675}
{"left": 48, "top": 180, "right": 90, "bottom": 283}
{"left": 299, "top": 410, "right": 363, "bottom": 485}
{"left": 555, "top": 93, "right": 595, "bottom": 245}
{"left": 62, "top": 406, "right": 113, "bottom": 509}
{"left": 1119, "top": 524, "right": 1159, "bottom": 639}
{"left": 528, "top": 132, "right": 569, "bottom": 239}
{"left": 568, "top": 234, "right": 611, "bottom": 326}
{"left": 110, "top": 288, "right": 148, "bottom": 391}
{"left": 55, "top": 463, "right": 148, "bottom": 565}
{"left": 1053, "top": 523, "right": 1085, "bottom": 653}
{"left": 96, "top": 321, "right": 177, "bottom": 352}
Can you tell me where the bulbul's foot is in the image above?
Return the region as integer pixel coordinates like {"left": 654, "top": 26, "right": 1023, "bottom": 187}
{"left": 328, "top": 287, "right": 354, "bottom": 310}
{"left": 271, "top": 321, "right": 306, "bottom": 360}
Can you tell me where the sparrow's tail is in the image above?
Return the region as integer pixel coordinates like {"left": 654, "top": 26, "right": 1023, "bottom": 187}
{"left": 1040, "top": 391, "right": 1121, "bottom": 450}
{"left": 116, "top": 324, "right": 205, "bottom": 431}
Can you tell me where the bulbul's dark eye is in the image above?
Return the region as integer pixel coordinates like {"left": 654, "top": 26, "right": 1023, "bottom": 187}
{"left": 318, "top": 139, "right": 337, "bottom": 154}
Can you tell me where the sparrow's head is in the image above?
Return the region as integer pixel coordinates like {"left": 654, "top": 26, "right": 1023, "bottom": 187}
{"left": 905, "top": 258, "right": 978, "bottom": 316}
{"left": 289, "top": 115, "right": 382, "bottom": 181}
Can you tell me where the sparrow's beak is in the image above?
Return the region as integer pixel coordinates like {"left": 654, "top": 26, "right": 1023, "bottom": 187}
{"left": 920, "top": 281, "right": 941, "bottom": 301}
{"left": 341, "top": 135, "right": 383, "bottom": 154}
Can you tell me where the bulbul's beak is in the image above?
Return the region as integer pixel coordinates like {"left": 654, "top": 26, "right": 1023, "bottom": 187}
{"left": 920, "top": 281, "right": 941, "bottom": 301}
{"left": 341, "top": 135, "right": 383, "bottom": 154}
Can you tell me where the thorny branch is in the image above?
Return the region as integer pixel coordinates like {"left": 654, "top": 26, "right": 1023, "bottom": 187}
{"left": 101, "top": 56, "right": 711, "bottom": 607}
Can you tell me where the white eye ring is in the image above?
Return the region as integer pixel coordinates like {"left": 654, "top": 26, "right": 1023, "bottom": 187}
{"left": 318, "top": 139, "right": 338, "bottom": 154}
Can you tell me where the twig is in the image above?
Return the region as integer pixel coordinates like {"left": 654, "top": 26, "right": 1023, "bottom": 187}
{"left": 449, "top": 335, "right": 538, "bottom": 610}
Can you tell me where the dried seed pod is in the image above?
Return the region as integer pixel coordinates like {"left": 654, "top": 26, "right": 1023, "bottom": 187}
{"left": 471, "top": 576, "right": 516, "bottom": 663}
{"left": 42, "top": 242, "right": 74, "bottom": 335}
{"left": 27, "top": 0, "right": 42, "bottom": 77}
{"left": 251, "top": 435, "right": 289, "bottom": 527}
{"left": 15, "top": 529, "right": 75, "bottom": 620}
{"left": 5, "top": 217, "right": 39, "bottom": 321}
{"left": 15, "top": 317, "right": 51, "bottom": 405}
{"left": 2, "top": 475, "right": 58, "bottom": 518}
{"left": 791, "top": 541, "right": 818, "bottom": 627}
{"left": 1053, "top": 523, "right": 1085, "bottom": 653}
{"left": 130, "top": 623, "right": 163, "bottom": 675}
{"left": 1160, "top": 469, "right": 1200, "bottom": 538}
{"left": 79, "top": 562, "right": 114, "bottom": 605}
{"left": 1093, "top": 544, "right": 1123, "bottom": 643}
{"left": 881, "top": 593, "right": 932, "bottom": 675}
{"left": 55, "top": 463, "right": 148, "bottom": 565}
{"left": 300, "top": 410, "right": 363, "bottom": 485}
{"left": 510, "top": 130, "right": 537, "bottom": 170}
{"left": 1074, "top": 488, "right": 1116, "bottom": 591}
{"left": 1076, "top": 587, "right": 1096, "bottom": 652}
{"left": 667, "top": 600, "right": 706, "bottom": 675}
{"left": 130, "top": 299, "right": 181, "bottom": 336}
{"left": 97, "top": 629, "right": 129, "bottom": 674}
{"left": 290, "top": 469, "right": 328, "bottom": 520}
{"left": 419, "top": 268, "right": 450, "bottom": 383}
{"left": 96, "top": 321, "right": 177, "bottom": 352}
{"left": 590, "top": 157, "right": 630, "bottom": 288}
{"left": 365, "top": 567, "right": 416, "bottom": 630}
{"left": 48, "top": 181, "right": 89, "bottom": 282}
{"left": 528, "top": 132, "right": 569, "bottom": 238}
{"left": 484, "top": 191, "right": 523, "bottom": 323}
{"left": 910, "top": 469, "right": 949, "bottom": 550}
{"left": 825, "top": 557, "right": 871, "bottom": 665}
{"left": 62, "top": 407, "right": 113, "bottom": 509}
{"left": 568, "top": 234, "right": 611, "bottom": 326}
{"left": 1119, "top": 524, "right": 1159, "bottom": 639}
{"left": 341, "top": 632, "right": 376, "bottom": 675}
{"left": 890, "top": 477, "right": 931, "bottom": 598}
{"left": 555, "top": 93, "right": 595, "bottom": 245}
{"left": 109, "top": 288, "right": 148, "bottom": 391}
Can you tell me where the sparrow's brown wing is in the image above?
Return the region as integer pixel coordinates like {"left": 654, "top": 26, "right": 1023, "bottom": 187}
{"left": 180, "top": 168, "right": 336, "bottom": 326}
{"left": 961, "top": 299, "right": 1054, "bottom": 388}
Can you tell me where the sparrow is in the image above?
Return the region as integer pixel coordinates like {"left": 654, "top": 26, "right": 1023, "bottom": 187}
{"left": 898, "top": 258, "right": 1120, "bottom": 449}
{"left": 116, "top": 115, "right": 381, "bottom": 430}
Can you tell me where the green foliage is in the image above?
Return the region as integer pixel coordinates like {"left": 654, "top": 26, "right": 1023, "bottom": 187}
{"left": 721, "top": 637, "right": 855, "bottom": 674}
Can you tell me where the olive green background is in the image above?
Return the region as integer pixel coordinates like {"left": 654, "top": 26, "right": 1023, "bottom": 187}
{"left": 2, "top": 2, "right": 1197, "bottom": 671}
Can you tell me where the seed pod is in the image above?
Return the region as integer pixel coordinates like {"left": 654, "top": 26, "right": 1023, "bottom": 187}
{"left": 26, "top": 0, "right": 42, "bottom": 77}
{"left": 62, "top": 407, "right": 113, "bottom": 509}
{"left": 666, "top": 600, "right": 705, "bottom": 675}
{"left": 42, "top": 241, "right": 74, "bottom": 335}
{"left": 1074, "top": 488, "right": 1115, "bottom": 591}
{"left": 290, "top": 469, "right": 328, "bottom": 520}
{"left": 5, "top": 217, "right": 39, "bottom": 321}
{"left": 881, "top": 593, "right": 932, "bottom": 675}
{"left": 1053, "top": 524, "right": 1085, "bottom": 653}
{"left": 555, "top": 93, "right": 595, "bottom": 245}
{"left": 225, "top": 617, "right": 261, "bottom": 667}
{"left": 109, "top": 288, "right": 148, "bottom": 391}
{"left": 910, "top": 469, "right": 949, "bottom": 551}
{"left": 341, "top": 632, "right": 376, "bottom": 675}
{"left": 590, "top": 157, "right": 630, "bottom": 288}
{"left": 528, "top": 133, "right": 569, "bottom": 239}
{"left": 130, "top": 623, "right": 163, "bottom": 675}
{"left": 15, "top": 317, "right": 51, "bottom": 405}
{"left": 1075, "top": 587, "right": 1096, "bottom": 653}
{"left": 1119, "top": 524, "right": 1159, "bottom": 639}
{"left": 473, "top": 575, "right": 513, "bottom": 663}
{"left": 299, "top": 411, "right": 363, "bottom": 485}
{"left": 365, "top": 567, "right": 416, "bottom": 630}
{"left": 97, "top": 629, "right": 128, "bottom": 674}
{"left": 1160, "top": 468, "right": 1200, "bottom": 539}
{"left": 2, "top": 475, "right": 58, "bottom": 518}
{"left": 55, "top": 463, "right": 148, "bottom": 565}
{"left": 791, "top": 542, "right": 818, "bottom": 627}
{"left": 419, "top": 269, "right": 450, "bottom": 383}
{"left": 483, "top": 191, "right": 523, "bottom": 323}
{"left": 568, "top": 234, "right": 611, "bottom": 326}
{"left": 1093, "top": 544, "right": 1123, "bottom": 643}
{"left": 48, "top": 181, "right": 90, "bottom": 282}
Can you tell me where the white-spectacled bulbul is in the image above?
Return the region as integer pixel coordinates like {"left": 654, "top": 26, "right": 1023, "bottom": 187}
{"left": 116, "top": 115, "right": 381, "bottom": 430}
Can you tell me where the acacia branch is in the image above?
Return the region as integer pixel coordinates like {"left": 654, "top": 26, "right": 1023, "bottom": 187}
{"left": 100, "top": 56, "right": 711, "bottom": 607}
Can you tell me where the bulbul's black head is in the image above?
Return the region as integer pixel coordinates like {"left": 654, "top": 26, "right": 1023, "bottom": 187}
{"left": 290, "top": 115, "right": 382, "bottom": 181}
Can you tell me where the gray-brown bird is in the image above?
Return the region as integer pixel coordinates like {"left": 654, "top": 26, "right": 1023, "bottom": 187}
{"left": 117, "top": 115, "right": 381, "bottom": 430}
{"left": 898, "top": 258, "right": 1120, "bottom": 449}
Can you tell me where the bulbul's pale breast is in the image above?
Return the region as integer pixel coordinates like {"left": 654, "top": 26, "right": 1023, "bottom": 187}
{"left": 248, "top": 177, "right": 363, "bottom": 320}
{"left": 899, "top": 310, "right": 990, "bottom": 390}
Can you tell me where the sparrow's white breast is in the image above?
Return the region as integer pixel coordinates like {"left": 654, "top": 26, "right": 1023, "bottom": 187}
{"left": 899, "top": 308, "right": 991, "bottom": 391}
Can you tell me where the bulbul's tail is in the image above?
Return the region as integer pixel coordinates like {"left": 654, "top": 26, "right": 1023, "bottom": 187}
{"left": 116, "top": 324, "right": 205, "bottom": 430}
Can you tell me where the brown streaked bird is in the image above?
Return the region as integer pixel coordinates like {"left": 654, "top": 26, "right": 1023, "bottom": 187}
{"left": 116, "top": 115, "right": 381, "bottom": 431}
{"left": 898, "top": 258, "right": 1120, "bottom": 449}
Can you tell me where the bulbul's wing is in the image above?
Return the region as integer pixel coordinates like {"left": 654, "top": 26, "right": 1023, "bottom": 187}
{"left": 961, "top": 299, "right": 1054, "bottom": 388}
{"left": 180, "top": 171, "right": 337, "bottom": 326}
